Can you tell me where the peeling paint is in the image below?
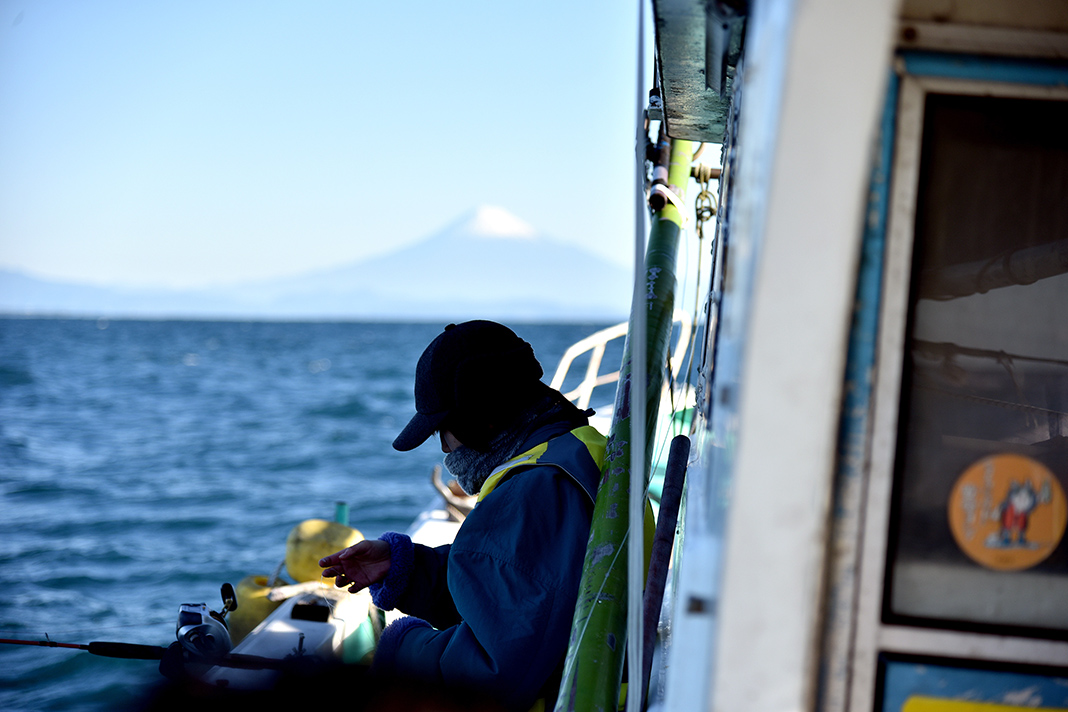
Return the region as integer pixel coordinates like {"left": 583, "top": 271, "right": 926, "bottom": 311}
{"left": 1002, "top": 686, "right": 1043, "bottom": 706}
{"left": 564, "top": 677, "right": 579, "bottom": 712}
{"left": 614, "top": 373, "right": 631, "bottom": 420}
{"left": 589, "top": 542, "right": 615, "bottom": 567}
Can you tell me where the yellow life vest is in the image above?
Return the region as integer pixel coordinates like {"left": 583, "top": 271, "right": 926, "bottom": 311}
{"left": 476, "top": 424, "right": 606, "bottom": 503}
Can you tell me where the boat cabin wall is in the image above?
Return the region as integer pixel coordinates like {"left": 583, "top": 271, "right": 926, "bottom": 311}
{"left": 658, "top": 1, "right": 1068, "bottom": 711}
{"left": 661, "top": 0, "right": 900, "bottom": 711}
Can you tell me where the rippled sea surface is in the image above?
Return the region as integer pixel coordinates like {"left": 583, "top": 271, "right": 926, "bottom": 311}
{"left": 0, "top": 318, "right": 612, "bottom": 710}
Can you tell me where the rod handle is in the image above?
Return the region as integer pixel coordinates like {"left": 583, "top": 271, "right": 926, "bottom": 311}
{"left": 87, "top": 641, "right": 166, "bottom": 660}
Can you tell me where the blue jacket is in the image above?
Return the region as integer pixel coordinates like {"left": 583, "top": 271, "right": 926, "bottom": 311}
{"left": 368, "top": 421, "right": 604, "bottom": 710}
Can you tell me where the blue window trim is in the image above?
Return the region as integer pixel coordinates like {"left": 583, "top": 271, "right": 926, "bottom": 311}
{"left": 901, "top": 50, "right": 1068, "bottom": 86}
{"left": 832, "top": 68, "right": 899, "bottom": 511}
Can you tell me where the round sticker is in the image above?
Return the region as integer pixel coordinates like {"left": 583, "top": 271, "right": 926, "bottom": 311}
{"left": 947, "top": 453, "right": 1067, "bottom": 571}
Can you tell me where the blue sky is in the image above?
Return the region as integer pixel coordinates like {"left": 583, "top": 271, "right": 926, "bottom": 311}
{"left": 0, "top": 1, "right": 640, "bottom": 288}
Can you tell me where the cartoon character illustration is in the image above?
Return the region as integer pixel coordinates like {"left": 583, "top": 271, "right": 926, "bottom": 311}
{"left": 997, "top": 480, "right": 1038, "bottom": 546}
{"left": 983, "top": 479, "right": 1055, "bottom": 550}
{"left": 951, "top": 454, "right": 1066, "bottom": 570}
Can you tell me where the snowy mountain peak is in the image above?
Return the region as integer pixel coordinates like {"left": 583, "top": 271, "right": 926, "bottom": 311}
{"left": 461, "top": 205, "right": 538, "bottom": 239}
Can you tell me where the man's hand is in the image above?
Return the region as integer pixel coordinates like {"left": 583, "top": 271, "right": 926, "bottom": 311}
{"left": 319, "top": 539, "right": 392, "bottom": 593}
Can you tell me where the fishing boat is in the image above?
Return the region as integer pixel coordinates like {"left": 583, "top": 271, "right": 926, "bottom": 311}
{"left": 48, "top": 1, "right": 1066, "bottom": 709}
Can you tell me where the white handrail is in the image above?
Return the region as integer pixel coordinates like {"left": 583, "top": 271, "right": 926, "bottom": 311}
{"left": 548, "top": 309, "right": 693, "bottom": 410}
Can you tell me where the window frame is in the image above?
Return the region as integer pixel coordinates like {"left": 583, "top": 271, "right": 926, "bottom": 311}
{"left": 848, "top": 54, "right": 1068, "bottom": 712}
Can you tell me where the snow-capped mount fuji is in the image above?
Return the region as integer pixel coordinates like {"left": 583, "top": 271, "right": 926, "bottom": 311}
{"left": 0, "top": 206, "right": 631, "bottom": 321}
{"left": 455, "top": 205, "right": 539, "bottom": 239}
{"left": 255, "top": 205, "right": 632, "bottom": 320}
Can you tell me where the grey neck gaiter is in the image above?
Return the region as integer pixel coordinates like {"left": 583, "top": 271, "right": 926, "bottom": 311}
{"left": 443, "top": 395, "right": 573, "bottom": 495}
{"left": 443, "top": 428, "right": 530, "bottom": 496}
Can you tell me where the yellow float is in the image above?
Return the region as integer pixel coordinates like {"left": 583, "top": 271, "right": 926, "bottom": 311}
{"left": 226, "top": 519, "right": 364, "bottom": 643}
{"left": 227, "top": 574, "right": 283, "bottom": 644}
{"left": 285, "top": 518, "right": 364, "bottom": 583}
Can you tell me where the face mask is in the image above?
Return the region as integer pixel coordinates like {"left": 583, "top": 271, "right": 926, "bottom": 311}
{"left": 443, "top": 420, "right": 532, "bottom": 495}
{"left": 443, "top": 445, "right": 498, "bottom": 496}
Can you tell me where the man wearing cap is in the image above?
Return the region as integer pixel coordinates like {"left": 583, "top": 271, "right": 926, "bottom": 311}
{"left": 319, "top": 321, "right": 606, "bottom": 710}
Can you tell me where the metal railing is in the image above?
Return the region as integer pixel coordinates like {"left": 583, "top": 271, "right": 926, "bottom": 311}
{"left": 548, "top": 309, "right": 692, "bottom": 411}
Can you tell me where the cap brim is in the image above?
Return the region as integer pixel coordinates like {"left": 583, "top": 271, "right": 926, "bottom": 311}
{"left": 392, "top": 410, "right": 448, "bottom": 451}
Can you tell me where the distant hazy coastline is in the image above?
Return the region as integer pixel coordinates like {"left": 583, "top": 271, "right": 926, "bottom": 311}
{"left": 0, "top": 206, "right": 631, "bottom": 323}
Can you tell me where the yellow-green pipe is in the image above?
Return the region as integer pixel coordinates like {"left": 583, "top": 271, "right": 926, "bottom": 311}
{"left": 554, "top": 137, "right": 695, "bottom": 712}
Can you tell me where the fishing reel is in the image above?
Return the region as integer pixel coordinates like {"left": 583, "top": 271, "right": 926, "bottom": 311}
{"left": 175, "top": 583, "right": 237, "bottom": 659}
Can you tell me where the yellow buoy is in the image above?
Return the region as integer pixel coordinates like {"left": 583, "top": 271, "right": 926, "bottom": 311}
{"left": 227, "top": 574, "right": 283, "bottom": 644}
{"left": 285, "top": 519, "right": 364, "bottom": 583}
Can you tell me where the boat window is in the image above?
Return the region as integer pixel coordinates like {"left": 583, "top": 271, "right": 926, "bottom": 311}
{"left": 885, "top": 92, "right": 1068, "bottom": 634}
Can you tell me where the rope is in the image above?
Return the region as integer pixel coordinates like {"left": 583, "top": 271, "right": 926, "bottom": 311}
{"left": 913, "top": 383, "right": 1068, "bottom": 419}
{"left": 675, "top": 164, "right": 719, "bottom": 434}
{"left": 266, "top": 559, "right": 286, "bottom": 589}
{"left": 914, "top": 339, "right": 1068, "bottom": 369}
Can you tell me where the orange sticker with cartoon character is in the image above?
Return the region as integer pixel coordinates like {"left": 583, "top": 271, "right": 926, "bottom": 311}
{"left": 947, "top": 454, "right": 1067, "bottom": 571}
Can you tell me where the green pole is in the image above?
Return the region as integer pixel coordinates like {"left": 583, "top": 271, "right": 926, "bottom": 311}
{"left": 554, "top": 137, "right": 694, "bottom": 712}
{"left": 334, "top": 501, "right": 349, "bottom": 525}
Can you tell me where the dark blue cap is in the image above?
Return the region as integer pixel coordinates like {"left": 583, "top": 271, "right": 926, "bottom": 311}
{"left": 392, "top": 321, "right": 544, "bottom": 452}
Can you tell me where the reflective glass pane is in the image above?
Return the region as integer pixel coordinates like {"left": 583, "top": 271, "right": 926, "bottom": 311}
{"left": 887, "top": 92, "right": 1068, "bottom": 632}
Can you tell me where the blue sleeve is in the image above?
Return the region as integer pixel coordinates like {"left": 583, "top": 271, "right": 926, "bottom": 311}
{"left": 369, "top": 533, "right": 461, "bottom": 630}
{"left": 371, "top": 467, "right": 593, "bottom": 710}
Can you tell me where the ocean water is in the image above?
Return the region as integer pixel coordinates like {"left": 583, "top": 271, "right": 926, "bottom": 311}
{"left": 0, "top": 318, "right": 617, "bottom": 711}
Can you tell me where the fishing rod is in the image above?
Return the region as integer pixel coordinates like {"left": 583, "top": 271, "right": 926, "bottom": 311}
{"left": 0, "top": 583, "right": 309, "bottom": 672}
{"left": 0, "top": 637, "right": 165, "bottom": 660}
{"left": 0, "top": 636, "right": 297, "bottom": 671}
